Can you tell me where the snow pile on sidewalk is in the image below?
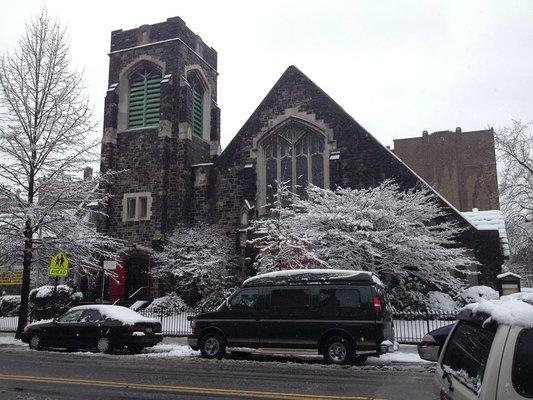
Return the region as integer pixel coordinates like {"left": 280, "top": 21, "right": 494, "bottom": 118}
{"left": 0, "top": 336, "right": 27, "bottom": 346}
{"left": 464, "top": 292, "right": 533, "bottom": 327}
{"left": 139, "top": 343, "right": 199, "bottom": 358}
{"left": 368, "top": 352, "right": 430, "bottom": 365}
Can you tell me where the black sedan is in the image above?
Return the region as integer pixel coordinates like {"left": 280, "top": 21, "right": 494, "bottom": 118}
{"left": 21, "top": 305, "right": 162, "bottom": 354}
{"left": 417, "top": 323, "right": 454, "bottom": 361}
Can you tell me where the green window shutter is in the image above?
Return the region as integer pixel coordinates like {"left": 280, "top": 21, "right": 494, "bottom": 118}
{"left": 190, "top": 81, "right": 203, "bottom": 137}
{"left": 128, "top": 69, "right": 161, "bottom": 129}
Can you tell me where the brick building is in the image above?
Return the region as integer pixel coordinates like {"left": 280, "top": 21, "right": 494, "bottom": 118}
{"left": 393, "top": 128, "right": 499, "bottom": 212}
{"left": 98, "top": 17, "right": 505, "bottom": 301}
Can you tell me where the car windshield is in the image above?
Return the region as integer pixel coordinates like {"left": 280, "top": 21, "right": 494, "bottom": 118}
{"left": 57, "top": 310, "right": 84, "bottom": 323}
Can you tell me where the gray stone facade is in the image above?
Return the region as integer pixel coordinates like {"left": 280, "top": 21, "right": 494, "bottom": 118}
{"left": 98, "top": 17, "right": 505, "bottom": 300}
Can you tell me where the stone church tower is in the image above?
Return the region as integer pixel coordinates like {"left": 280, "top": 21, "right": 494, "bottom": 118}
{"left": 99, "top": 17, "right": 220, "bottom": 299}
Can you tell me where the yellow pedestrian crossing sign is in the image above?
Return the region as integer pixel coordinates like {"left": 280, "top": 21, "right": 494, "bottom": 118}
{"left": 48, "top": 251, "right": 70, "bottom": 278}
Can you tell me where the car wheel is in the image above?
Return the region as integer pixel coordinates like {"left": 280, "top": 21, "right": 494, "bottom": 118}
{"left": 128, "top": 345, "right": 144, "bottom": 354}
{"left": 96, "top": 336, "right": 113, "bottom": 354}
{"left": 323, "top": 336, "right": 354, "bottom": 365}
{"left": 353, "top": 355, "right": 368, "bottom": 365}
{"left": 29, "top": 333, "right": 43, "bottom": 351}
{"left": 200, "top": 333, "right": 226, "bottom": 359}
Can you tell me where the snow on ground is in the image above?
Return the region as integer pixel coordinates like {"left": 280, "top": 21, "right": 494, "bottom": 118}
{"left": 139, "top": 343, "right": 199, "bottom": 358}
{"left": 0, "top": 335, "right": 26, "bottom": 346}
{"left": 368, "top": 350, "right": 430, "bottom": 365}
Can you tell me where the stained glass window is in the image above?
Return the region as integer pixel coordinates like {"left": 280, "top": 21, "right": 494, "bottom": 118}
{"left": 262, "top": 124, "right": 326, "bottom": 206}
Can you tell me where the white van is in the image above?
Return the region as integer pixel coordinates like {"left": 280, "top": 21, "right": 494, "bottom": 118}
{"left": 430, "top": 292, "right": 533, "bottom": 399}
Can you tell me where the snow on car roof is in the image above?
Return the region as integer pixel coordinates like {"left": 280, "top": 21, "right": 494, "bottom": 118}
{"left": 463, "top": 292, "right": 533, "bottom": 328}
{"left": 70, "top": 305, "right": 158, "bottom": 324}
{"left": 243, "top": 269, "right": 383, "bottom": 287}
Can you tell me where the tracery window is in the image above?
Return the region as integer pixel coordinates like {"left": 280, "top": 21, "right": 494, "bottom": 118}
{"left": 261, "top": 123, "right": 327, "bottom": 207}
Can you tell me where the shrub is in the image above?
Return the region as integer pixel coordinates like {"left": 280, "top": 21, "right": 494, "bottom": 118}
{"left": 0, "top": 295, "right": 21, "bottom": 317}
{"left": 144, "top": 293, "right": 188, "bottom": 316}
{"left": 29, "top": 285, "right": 83, "bottom": 321}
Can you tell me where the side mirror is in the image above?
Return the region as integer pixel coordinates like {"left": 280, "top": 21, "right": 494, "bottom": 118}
{"left": 225, "top": 298, "right": 230, "bottom": 309}
{"left": 418, "top": 344, "right": 440, "bottom": 362}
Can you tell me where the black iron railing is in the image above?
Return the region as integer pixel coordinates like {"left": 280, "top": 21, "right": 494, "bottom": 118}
{"left": 1, "top": 309, "right": 457, "bottom": 343}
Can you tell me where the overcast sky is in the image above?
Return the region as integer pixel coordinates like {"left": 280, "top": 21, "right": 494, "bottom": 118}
{"left": 1, "top": 0, "right": 532, "bottom": 149}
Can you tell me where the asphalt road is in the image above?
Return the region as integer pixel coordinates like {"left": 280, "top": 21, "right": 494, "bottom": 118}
{"left": 0, "top": 346, "right": 436, "bottom": 400}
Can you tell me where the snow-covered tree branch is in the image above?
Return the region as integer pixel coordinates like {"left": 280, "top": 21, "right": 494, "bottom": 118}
{"left": 250, "top": 181, "right": 478, "bottom": 308}
{"left": 0, "top": 9, "right": 123, "bottom": 336}
{"left": 153, "top": 223, "right": 236, "bottom": 308}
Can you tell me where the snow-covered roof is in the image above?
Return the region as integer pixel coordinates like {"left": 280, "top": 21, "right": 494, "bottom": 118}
{"left": 243, "top": 269, "right": 383, "bottom": 287}
{"left": 461, "top": 209, "right": 510, "bottom": 257}
{"left": 70, "top": 305, "right": 158, "bottom": 324}
{"left": 463, "top": 292, "right": 533, "bottom": 328}
{"left": 497, "top": 272, "right": 521, "bottom": 279}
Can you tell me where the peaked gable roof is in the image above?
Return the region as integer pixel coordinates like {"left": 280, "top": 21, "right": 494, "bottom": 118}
{"left": 217, "top": 65, "right": 477, "bottom": 231}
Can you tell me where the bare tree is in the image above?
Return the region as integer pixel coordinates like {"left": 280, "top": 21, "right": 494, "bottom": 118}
{"left": 496, "top": 120, "right": 533, "bottom": 277}
{"left": 0, "top": 9, "right": 122, "bottom": 337}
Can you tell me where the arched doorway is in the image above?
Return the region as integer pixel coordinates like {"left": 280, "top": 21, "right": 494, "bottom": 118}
{"left": 122, "top": 250, "right": 151, "bottom": 302}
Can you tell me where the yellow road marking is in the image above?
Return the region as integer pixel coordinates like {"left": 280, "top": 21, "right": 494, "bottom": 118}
{"left": 0, "top": 373, "right": 384, "bottom": 400}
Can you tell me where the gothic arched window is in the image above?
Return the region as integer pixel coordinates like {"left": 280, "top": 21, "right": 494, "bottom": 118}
{"left": 127, "top": 67, "right": 161, "bottom": 129}
{"left": 188, "top": 75, "right": 204, "bottom": 137}
{"left": 260, "top": 123, "right": 327, "bottom": 207}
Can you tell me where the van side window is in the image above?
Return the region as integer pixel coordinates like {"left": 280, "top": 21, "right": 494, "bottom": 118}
{"left": 441, "top": 321, "right": 495, "bottom": 393}
{"left": 513, "top": 329, "right": 533, "bottom": 397}
{"left": 270, "top": 289, "right": 310, "bottom": 312}
{"left": 230, "top": 289, "right": 259, "bottom": 311}
{"left": 319, "top": 289, "right": 360, "bottom": 308}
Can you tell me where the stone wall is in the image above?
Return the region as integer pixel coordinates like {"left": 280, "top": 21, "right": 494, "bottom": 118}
{"left": 393, "top": 129, "right": 500, "bottom": 212}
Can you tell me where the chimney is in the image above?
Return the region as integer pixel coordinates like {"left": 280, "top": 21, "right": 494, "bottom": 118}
{"left": 83, "top": 167, "right": 93, "bottom": 181}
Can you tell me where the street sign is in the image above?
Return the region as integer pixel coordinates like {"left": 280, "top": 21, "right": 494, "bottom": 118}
{"left": 0, "top": 271, "right": 22, "bottom": 285}
{"left": 48, "top": 251, "right": 70, "bottom": 278}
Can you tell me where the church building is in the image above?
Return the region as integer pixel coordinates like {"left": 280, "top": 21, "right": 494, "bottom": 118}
{"left": 98, "top": 17, "right": 506, "bottom": 301}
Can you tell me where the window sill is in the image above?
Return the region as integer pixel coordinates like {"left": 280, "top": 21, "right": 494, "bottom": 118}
{"left": 191, "top": 132, "right": 211, "bottom": 144}
{"left": 123, "top": 218, "right": 151, "bottom": 222}
{"left": 119, "top": 125, "right": 159, "bottom": 133}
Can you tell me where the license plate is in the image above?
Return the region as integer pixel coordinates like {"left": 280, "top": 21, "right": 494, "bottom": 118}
{"left": 146, "top": 327, "right": 153, "bottom": 333}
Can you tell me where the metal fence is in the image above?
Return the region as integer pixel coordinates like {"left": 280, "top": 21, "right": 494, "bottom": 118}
{"left": 1, "top": 310, "right": 457, "bottom": 343}
{"left": 0, "top": 316, "right": 18, "bottom": 332}
{"left": 138, "top": 308, "right": 200, "bottom": 336}
{"left": 393, "top": 312, "right": 457, "bottom": 344}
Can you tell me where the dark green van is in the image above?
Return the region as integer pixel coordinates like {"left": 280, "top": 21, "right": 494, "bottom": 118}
{"left": 188, "top": 269, "right": 395, "bottom": 365}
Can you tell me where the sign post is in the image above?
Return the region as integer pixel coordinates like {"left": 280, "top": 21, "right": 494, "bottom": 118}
{"left": 48, "top": 251, "right": 70, "bottom": 293}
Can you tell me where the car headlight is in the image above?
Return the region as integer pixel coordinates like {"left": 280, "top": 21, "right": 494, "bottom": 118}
{"left": 421, "top": 334, "right": 436, "bottom": 344}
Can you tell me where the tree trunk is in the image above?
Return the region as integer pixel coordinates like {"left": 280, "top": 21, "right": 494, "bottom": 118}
{"left": 15, "top": 218, "right": 33, "bottom": 338}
